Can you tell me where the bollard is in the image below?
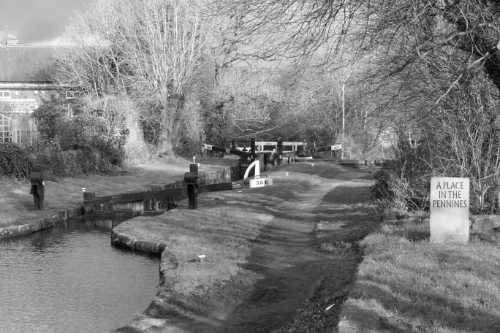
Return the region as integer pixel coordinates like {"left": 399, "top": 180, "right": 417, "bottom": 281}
{"left": 30, "top": 168, "right": 45, "bottom": 210}
{"left": 185, "top": 163, "right": 199, "bottom": 209}
{"left": 189, "top": 162, "right": 199, "bottom": 174}
{"left": 263, "top": 153, "right": 268, "bottom": 171}
{"left": 82, "top": 190, "right": 96, "bottom": 215}
{"left": 277, "top": 138, "right": 283, "bottom": 166}
{"left": 250, "top": 137, "right": 256, "bottom": 160}
{"left": 83, "top": 191, "right": 96, "bottom": 202}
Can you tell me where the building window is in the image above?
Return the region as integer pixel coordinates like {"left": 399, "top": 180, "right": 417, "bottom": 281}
{"left": 65, "top": 90, "right": 76, "bottom": 99}
{"left": 0, "top": 91, "right": 11, "bottom": 99}
{"left": 0, "top": 114, "right": 12, "bottom": 143}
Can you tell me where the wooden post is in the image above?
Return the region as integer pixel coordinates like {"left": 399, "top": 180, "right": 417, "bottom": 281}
{"left": 83, "top": 191, "right": 95, "bottom": 202}
{"left": 186, "top": 163, "right": 199, "bottom": 209}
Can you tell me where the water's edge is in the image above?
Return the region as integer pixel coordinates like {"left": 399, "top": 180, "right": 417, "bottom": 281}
{"left": 111, "top": 227, "right": 179, "bottom": 332}
{"left": 0, "top": 202, "right": 169, "bottom": 332}
{"left": 0, "top": 207, "right": 84, "bottom": 240}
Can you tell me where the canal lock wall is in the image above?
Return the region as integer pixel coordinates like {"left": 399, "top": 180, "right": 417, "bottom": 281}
{"left": 0, "top": 166, "right": 233, "bottom": 240}
{"left": 0, "top": 165, "right": 236, "bottom": 332}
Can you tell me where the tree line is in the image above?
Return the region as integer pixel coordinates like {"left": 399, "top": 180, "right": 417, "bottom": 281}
{"left": 34, "top": 0, "right": 500, "bottom": 211}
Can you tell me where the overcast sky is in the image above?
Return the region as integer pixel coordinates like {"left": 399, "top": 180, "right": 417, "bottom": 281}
{"left": 0, "top": 0, "right": 88, "bottom": 42}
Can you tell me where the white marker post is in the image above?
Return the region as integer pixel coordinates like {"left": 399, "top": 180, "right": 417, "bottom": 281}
{"left": 430, "top": 177, "right": 470, "bottom": 243}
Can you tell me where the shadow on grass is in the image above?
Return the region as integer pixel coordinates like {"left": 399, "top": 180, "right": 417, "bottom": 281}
{"left": 382, "top": 220, "right": 430, "bottom": 242}
{"left": 214, "top": 183, "right": 380, "bottom": 333}
{"left": 249, "top": 180, "right": 313, "bottom": 202}
{"left": 344, "top": 225, "right": 500, "bottom": 333}
{"left": 348, "top": 278, "right": 500, "bottom": 332}
{"left": 278, "top": 162, "right": 371, "bottom": 180}
{"left": 321, "top": 185, "right": 373, "bottom": 205}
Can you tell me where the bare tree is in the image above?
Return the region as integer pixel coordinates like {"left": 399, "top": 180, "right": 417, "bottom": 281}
{"left": 219, "top": 0, "right": 500, "bottom": 89}
{"left": 57, "top": 0, "right": 207, "bottom": 154}
{"left": 56, "top": 0, "right": 128, "bottom": 94}
{"left": 119, "top": 0, "right": 205, "bottom": 153}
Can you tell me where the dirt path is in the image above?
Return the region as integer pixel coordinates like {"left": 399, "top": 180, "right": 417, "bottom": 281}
{"left": 215, "top": 167, "right": 379, "bottom": 332}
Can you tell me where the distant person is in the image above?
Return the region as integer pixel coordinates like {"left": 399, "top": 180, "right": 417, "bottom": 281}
{"left": 30, "top": 165, "right": 45, "bottom": 210}
{"left": 263, "top": 153, "right": 269, "bottom": 171}
{"left": 186, "top": 178, "right": 199, "bottom": 209}
{"left": 271, "top": 148, "right": 278, "bottom": 166}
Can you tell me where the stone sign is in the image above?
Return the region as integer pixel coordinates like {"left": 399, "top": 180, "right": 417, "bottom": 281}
{"left": 249, "top": 177, "right": 273, "bottom": 188}
{"left": 430, "top": 177, "right": 470, "bottom": 243}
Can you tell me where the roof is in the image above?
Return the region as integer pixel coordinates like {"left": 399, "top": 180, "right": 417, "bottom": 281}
{"left": 0, "top": 81, "right": 72, "bottom": 90}
{"left": 0, "top": 46, "right": 56, "bottom": 81}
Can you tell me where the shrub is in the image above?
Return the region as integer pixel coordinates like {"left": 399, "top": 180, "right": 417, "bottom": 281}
{"left": 0, "top": 143, "right": 32, "bottom": 178}
{"left": 32, "top": 95, "right": 67, "bottom": 141}
{"left": 174, "top": 136, "right": 200, "bottom": 158}
{"left": 139, "top": 100, "right": 162, "bottom": 146}
{"left": 371, "top": 158, "right": 430, "bottom": 212}
{"left": 34, "top": 142, "right": 120, "bottom": 177}
{"left": 32, "top": 96, "right": 127, "bottom": 176}
{"left": 89, "top": 136, "right": 125, "bottom": 166}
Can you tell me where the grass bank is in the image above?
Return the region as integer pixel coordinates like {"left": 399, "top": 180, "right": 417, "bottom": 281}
{"left": 111, "top": 163, "right": 378, "bottom": 332}
{"left": 338, "top": 214, "right": 500, "bottom": 332}
{"left": 0, "top": 156, "right": 228, "bottom": 232}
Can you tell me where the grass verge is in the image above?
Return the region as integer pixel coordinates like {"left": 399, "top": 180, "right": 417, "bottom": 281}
{"left": 338, "top": 214, "right": 500, "bottom": 332}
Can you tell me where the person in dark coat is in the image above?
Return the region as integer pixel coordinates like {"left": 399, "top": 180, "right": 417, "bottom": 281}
{"left": 30, "top": 166, "right": 45, "bottom": 210}
{"left": 271, "top": 148, "right": 278, "bottom": 167}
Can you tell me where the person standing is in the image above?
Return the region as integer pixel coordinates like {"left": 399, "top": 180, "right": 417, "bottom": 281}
{"left": 271, "top": 148, "right": 279, "bottom": 167}
{"left": 30, "top": 166, "right": 45, "bottom": 210}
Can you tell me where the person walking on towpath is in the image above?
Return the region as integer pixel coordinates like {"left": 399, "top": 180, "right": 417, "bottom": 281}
{"left": 30, "top": 165, "right": 45, "bottom": 210}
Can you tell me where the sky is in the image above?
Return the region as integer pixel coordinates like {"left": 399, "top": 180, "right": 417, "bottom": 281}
{"left": 0, "top": 0, "right": 88, "bottom": 42}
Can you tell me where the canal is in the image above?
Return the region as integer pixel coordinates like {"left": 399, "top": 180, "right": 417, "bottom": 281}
{"left": 0, "top": 221, "right": 159, "bottom": 333}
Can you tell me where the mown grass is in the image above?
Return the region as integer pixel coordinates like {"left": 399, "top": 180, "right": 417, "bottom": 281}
{"left": 279, "top": 161, "right": 357, "bottom": 179}
{"left": 339, "top": 216, "right": 500, "bottom": 332}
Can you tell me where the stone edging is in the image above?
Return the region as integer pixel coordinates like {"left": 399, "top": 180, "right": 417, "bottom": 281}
{"left": 111, "top": 229, "right": 167, "bottom": 255}
{"left": 111, "top": 227, "right": 182, "bottom": 332}
{"left": 0, "top": 207, "right": 84, "bottom": 240}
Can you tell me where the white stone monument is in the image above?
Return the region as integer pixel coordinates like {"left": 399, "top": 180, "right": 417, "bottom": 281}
{"left": 430, "top": 177, "right": 470, "bottom": 243}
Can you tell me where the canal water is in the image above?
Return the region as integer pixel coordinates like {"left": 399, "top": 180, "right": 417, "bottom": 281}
{"left": 0, "top": 222, "right": 159, "bottom": 333}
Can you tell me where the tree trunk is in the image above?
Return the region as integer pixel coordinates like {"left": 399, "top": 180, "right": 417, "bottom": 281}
{"left": 122, "top": 97, "right": 150, "bottom": 165}
{"left": 158, "top": 94, "right": 185, "bottom": 156}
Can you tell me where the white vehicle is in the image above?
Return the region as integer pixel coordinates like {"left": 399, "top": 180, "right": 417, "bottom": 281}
{"left": 254, "top": 141, "right": 307, "bottom": 156}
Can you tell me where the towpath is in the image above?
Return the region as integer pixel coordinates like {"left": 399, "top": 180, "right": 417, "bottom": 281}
{"left": 114, "top": 162, "right": 380, "bottom": 332}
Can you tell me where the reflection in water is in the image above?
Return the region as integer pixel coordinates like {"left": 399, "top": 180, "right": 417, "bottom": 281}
{"left": 0, "top": 223, "right": 159, "bottom": 333}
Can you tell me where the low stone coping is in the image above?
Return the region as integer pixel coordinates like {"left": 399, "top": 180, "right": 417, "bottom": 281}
{"left": 0, "top": 207, "right": 83, "bottom": 240}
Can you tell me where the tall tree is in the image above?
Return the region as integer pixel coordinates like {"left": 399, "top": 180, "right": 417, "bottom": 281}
{"left": 220, "top": 0, "right": 500, "bottom": 92}
{"left": 57, "top": 0, "right": 206, "bottom": 154}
